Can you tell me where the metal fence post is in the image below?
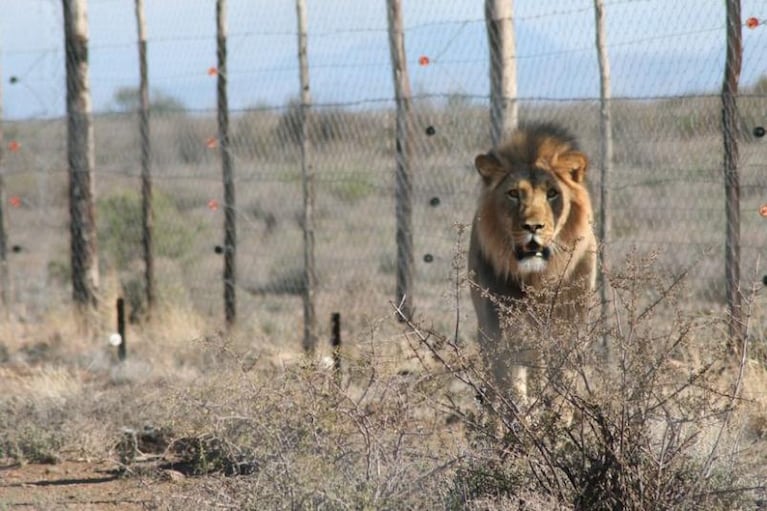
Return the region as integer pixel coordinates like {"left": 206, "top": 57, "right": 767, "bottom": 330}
{"left": 117, "top": 297, "right": 127, "bottom": 361}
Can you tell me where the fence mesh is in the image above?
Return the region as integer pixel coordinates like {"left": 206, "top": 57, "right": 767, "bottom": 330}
{"left": 1, "top": 0, "right": 767, "bottom": 343}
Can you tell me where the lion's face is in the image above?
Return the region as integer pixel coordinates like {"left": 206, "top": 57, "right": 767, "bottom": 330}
{"left": 474, "top": 146, "right": 587, "bottom": 276}
{"left": 487, "top": 167, "right": 569, "bottom": 274}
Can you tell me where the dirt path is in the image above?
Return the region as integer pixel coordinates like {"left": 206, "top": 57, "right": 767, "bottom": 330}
{"left": 0, "top": 460, "right": 184, "bottom": 510}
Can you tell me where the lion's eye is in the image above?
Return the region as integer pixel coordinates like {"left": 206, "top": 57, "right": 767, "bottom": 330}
{"left": 507, "top": 189, "right": 519, "bottom": 200}
{"left": 546, "top": 188, "right": 559, "bottom": 200}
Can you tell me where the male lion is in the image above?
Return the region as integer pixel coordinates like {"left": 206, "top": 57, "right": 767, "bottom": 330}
{"left": 468, "top": 123, "right": 597, "bottom": 404}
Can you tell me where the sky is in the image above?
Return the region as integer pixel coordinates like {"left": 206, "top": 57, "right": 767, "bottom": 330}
{"left": 2, "top": 0, "right": 767, "bottom": 120}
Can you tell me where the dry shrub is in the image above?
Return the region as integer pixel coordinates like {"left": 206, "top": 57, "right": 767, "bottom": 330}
{"left": 151, "top": 336, "right": 466, "bottom": 509}
{"left": 401, "top": 251, "right": 762, "bottom": 510}
{"left": 0, "top": 365, "right": 148, "bottom": 464}
{"left": 0, "top": 303, "right": 213, "bottom": 466}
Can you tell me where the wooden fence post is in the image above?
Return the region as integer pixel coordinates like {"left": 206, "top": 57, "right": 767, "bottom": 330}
{"left": 722, "top": 0, "right": 744, "bottom": 348}
{"left": 216, "top": 0, "right": 237, "bottom": 329}
{"left": 484, "top": 0, "right": 518, "bottom": 145}
{"left": 135, "top": 0, "right": 154, "bottom": 320}
{"left": 0, "top": 56, "right": 8, "bottom": 313}
{"left": 594, "top": 0, "right": 613, "bottom": 356}
{"left": 386, "top": 0, "right": 414, "bottom": 322}
{"left": 63, "top": 0, "right": 99, "bottom": 315}
{"left": 296, "top": 0, "right": 317, "bottom": 354}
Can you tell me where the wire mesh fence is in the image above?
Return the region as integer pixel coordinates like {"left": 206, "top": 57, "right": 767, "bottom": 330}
{"left": 1, "top": 0, "right": 767, "bottom": 343}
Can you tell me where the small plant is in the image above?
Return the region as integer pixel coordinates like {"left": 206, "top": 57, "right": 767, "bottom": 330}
{"left": 97, "top": 190, "right": 196, "bottom": 269}
{"left": 327, "top": 176, "right": 376, "bottom": 204}
{"left": 0, "top": 401, "right": 65, "bottom": 465}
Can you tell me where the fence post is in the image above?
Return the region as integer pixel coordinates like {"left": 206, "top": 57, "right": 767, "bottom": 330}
{"left": 386, "top": 0, "right": 414, "bottom": 322}
{"left": 722, "top": 0, "right": 744, "bottom": 348}
{"left": 484, "top": 0, "right": 518, "bottom": 145}
{"left": 296, "top": 0, "right": 317, "bottom": 354}
{"left": 134, "top": 0, "right": 154, "bottom": 321}
{"left": 593, "top": 0, "right": 613, "bottom": 356}
{"left": 0, "top": 56, "right": 8, "bottom": 314}
{"left": 63, "top": 0, "right": 99, "bottom": 316}
{"left": 331, "top": 312, "right": 341, "bottom": 379}
{"left": 117, "top": 297, "right": 126, "bottom": 361}
{"left": 216, "top": 0, "right": 237, "bottom": 329}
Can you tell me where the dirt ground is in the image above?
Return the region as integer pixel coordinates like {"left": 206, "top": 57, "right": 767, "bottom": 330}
{"left": 0, "top": 459, "right": 193, "bottom": 510}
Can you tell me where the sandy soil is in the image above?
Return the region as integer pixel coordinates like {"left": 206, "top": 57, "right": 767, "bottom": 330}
{"left": 0, "top": 459, "right": 191, "bottom": 510}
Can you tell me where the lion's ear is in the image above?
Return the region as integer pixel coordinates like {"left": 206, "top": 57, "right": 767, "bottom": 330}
{"left": 475, "top": 153, "right": 504, "bottom": 185}
{"left": 556, "top": 151, "right": 588, "bottom": 184}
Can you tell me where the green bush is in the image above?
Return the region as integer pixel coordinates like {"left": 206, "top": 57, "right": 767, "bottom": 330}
{"left": 98, "top": 191, "right": 196, "bottom": 269}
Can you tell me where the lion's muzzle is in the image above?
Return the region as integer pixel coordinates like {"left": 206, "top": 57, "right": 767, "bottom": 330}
{"left": 515, "top": 231, "right": 551, "bottom": 262}
{"left": 514, "top": 242, "right": 551, "bottom": 262}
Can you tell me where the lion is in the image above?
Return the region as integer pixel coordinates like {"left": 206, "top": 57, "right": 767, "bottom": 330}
{"left": 468, "top": 123, "right": 597, "bottom": 405}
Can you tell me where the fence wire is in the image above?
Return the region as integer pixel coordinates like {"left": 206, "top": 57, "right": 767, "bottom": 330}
{"left": 1, "top": 0, "right": 767, "bottom": 343}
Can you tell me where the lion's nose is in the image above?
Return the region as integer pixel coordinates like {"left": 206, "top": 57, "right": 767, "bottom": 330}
{"left": 523, "top": 223, "right": 544, "bottom": 233}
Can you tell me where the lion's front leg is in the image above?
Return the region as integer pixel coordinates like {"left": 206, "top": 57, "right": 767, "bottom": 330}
{"left": 509, "top": 362, "right": 529, "bottom": 406}
{"left": 482, "top": 324, "right": 539, "bottom": 407}
{"left": 477, "top": 320, "right": 532, "bottom": 408}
